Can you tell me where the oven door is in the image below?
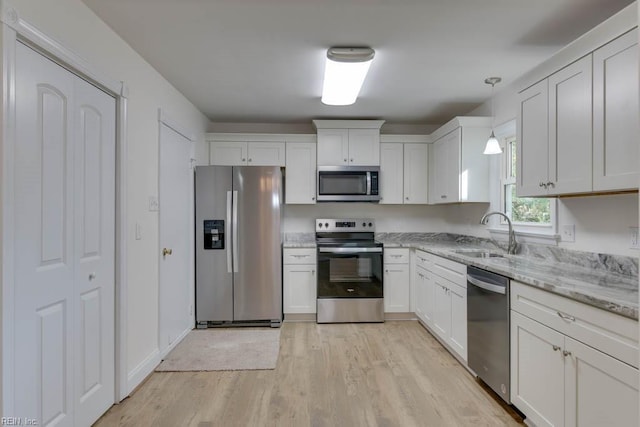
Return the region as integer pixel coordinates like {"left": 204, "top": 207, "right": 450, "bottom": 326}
{"left": 317, "top": 247, "right": 383, "bottom": 298}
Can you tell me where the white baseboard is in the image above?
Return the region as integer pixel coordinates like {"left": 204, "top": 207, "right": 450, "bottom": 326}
{"left": 126, "top": 348, "right": 160, "bottom": 395}
{"left": 159, "top": 326, "right": 191, "bottom": 359}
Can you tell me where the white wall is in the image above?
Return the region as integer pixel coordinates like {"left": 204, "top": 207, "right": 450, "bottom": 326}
{"left": 8, "top": 0, "right": 210, "bottom": 394}
{"left": 284, "top": 203, "right": 490, "bottom": 234}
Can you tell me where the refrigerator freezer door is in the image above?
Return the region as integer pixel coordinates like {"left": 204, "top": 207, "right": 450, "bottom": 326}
{"left": 195, "top": 166, "right": 234, "bottom": 322}
{"left": 232, "top": 166, "right": 283, "bottom": 321}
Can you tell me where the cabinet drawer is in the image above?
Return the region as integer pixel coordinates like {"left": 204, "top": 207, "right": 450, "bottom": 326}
{"left": 511, "top": 280, "right": 639, "bottom": 368}
{"left": 384, "top": 248, "right": 409, "bottom": 264}
{"left": 414, "top": 250, "right": 430, "bottom": 270}
{"left": 283, "top": 248, "right": 317, "bottom": 264}
{"left": 431, "top": 255, "right": 466, "bottom": 288}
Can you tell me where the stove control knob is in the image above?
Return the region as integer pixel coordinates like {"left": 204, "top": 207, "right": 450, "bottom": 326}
{"left": 325, "top": 223, "right": 329, "bottom": 228}
{"left": 318, "top": 223, "right": 323, "bottom": 228}
{"left": 368, "top": 222, "right": 373, "bottom": 227}
{"left": 362, "top": 222, "right": 366, "bottom": 227}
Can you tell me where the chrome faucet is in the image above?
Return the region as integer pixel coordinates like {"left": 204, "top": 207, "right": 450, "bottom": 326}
{"left": 480, "top": 211, "right": 518, "bottom": 255}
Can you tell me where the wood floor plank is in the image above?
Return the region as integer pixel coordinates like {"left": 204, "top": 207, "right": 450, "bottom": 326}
{"left": 95, "top": 321, "right": 524, "bottom": 427}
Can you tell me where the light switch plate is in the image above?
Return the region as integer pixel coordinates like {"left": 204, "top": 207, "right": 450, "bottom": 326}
{"left": 561, "top": 224, "right": 575, "bottom": 242}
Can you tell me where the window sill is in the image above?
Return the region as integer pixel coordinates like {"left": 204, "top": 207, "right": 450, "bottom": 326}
{"left": 488, "top": 228, "right": 560, "bottom": 245}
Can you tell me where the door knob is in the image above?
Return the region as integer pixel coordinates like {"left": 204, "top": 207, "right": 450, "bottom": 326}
{"left": 162, "top": 248, "right": 173, "bottom": 257}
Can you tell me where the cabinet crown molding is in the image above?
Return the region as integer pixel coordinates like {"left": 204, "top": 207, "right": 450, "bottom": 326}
{"left": 312, "top": 120, "right": 385, "bottom": 130}
{"left": 429, "top": 116, "right": 492, "bottom": 141}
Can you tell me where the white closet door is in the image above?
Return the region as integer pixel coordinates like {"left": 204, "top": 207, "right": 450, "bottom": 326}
{"left": 13, "top": 41, "right": 116, "bottom": 427}
{"left": 73, "top": 75, "right": 116, "bottom": 426}
{"left": 159, "top": 123, "right": 193, "bottom": 355}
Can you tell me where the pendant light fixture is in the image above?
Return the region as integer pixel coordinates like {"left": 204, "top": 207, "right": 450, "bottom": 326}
{"left": 321, "top": 47, "right": 375, "bottom": 106}
{"left": 483, "top": 77, "right": 503, "bottom": 155}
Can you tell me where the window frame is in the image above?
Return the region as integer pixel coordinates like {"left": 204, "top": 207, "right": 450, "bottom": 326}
{"left": 488, "top": 120, "right": 559, "bottom": 244}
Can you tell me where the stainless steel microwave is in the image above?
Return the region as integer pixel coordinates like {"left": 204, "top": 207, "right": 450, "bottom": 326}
{"left": 317, "top": 166, "right": 380, "bottom": 202}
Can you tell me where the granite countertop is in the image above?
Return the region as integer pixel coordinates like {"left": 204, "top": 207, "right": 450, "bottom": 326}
{"left": 377, "top": 233, "right": 639, "bottom": 320}
{"left": 283, "top": 232, "right": 638, "bottom": 320}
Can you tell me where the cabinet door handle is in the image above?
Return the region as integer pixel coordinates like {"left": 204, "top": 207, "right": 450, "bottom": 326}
{"left": 552, "top": 345, "right": 561, "bottom": 351}
{"left": 563, "top": 350, "right": 572, "bottom": 357}
{"left": 557, "top": 312, "right": 575, "bottom": 322}
{"left": 441, "top": 195, "right": 447, "bottom": 199}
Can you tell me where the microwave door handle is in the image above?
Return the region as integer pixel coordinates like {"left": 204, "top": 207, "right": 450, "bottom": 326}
{"left": 366, "top": 172, "right": 371, "bottom": 195}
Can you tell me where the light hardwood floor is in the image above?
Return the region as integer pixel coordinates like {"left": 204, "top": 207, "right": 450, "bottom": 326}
{"left": 96, "top": 321, "right": 523, "bottom": 427}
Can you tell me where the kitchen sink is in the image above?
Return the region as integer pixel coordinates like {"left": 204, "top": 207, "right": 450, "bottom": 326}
{"left": 453, "top": 250, "right": 505, "bottom": 258}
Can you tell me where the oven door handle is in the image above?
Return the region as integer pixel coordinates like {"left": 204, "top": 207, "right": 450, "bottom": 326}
{"left": 319, "top": 247, "right": 383, "bottom": 254}
{"left": 467, "top": 275, "right": 506, "bottom": 295}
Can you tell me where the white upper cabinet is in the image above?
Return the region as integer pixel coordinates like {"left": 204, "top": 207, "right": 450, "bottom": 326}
{"left": 593, "top": 29, "right": 639, "bottom": 191}
{"left": 548, "top": 55, "right": 593, "bottom": 195}
{"left": 403, "top": 143, "right": 428, "bottom": 204}
{"left": 285, "top": 141, "right": 317, "bottom": 204}
{"left": 517, "top": 25, "right": 639, "bottom": 197}
{"left": 313, "top": 120, "right": 384, "bottom": 166}
{"left": 209, "top": 138, "right": 285, "bottom": 166}
{"left": 315, "top": 129, "right": 349, "bottom": 165}
{"left": 210, "top": 141, "right": 248, "bottom": 166}
{"left": 379, "top": 143, "right": 404, "bottom": 204}
{"left": 517, "top": 80, "right": 549, "bottom": 197}
{"left": 428, "top": 117, "right": 491, "bottom": 204}
{"left": 379, "top": 137, "right": 429, "bottom": 205}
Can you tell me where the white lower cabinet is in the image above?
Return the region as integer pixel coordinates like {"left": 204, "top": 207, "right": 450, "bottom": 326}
{"left": 511, "top": 301, "right": 639, "bottom": 427}
{"left": 384, "top": 248, "right": 410, "bottom": 313}
{"left": 283, "top": 249, "right": 317, "bottom": 314}
{"left": 412, "top": 250, "right": 467, "bottom": 362}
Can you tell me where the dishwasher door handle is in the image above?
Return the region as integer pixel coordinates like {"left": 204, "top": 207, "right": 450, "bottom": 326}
{"left": 467, "top": 275, "right": 506, "bottom": 295}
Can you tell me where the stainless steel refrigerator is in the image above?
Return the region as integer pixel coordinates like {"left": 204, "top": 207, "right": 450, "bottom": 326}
{"left": 195, "top": 165, "right": 283, "bottom": 327}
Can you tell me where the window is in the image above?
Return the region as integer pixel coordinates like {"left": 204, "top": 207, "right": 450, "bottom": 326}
{"left": 502, "top": 137, "right": 551, "bottom": 225}
{"left": 501, "top": 136, "right": 553, "bottom": 228}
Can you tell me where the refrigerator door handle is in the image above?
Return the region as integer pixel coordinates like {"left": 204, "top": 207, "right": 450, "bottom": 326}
{"left": 232, "top": 190, "right": 239, "bottom": 273}
{"left": 226, "top": 190, "right": 232, "bottom": 273}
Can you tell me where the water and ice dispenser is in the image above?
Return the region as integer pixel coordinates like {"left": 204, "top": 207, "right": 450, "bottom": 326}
{"left": 203, "top": 219, "right": 224, "bottom": 249}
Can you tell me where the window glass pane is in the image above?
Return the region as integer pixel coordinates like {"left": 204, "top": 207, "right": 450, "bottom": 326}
{"left": 509, "top": 185, "right": 551, "bottom": 224}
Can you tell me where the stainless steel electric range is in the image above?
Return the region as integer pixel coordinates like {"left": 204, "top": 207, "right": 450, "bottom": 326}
{"left": 315, "top": 219, "right": 384, "bottom": 323}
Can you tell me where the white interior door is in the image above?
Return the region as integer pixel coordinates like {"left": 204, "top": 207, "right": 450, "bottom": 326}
{"left": 72, "top": 74, "right": 116, "bottom": 427}
{"left": 13, "top": 41, "right": 115, "bottom": 426}
{"left": 159, "top": 123, "right": 193, "bottom": 356}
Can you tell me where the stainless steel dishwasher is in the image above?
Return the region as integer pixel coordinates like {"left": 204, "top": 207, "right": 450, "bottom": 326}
{"left": 467, "top": 265, "right": 511, "bottom": 404}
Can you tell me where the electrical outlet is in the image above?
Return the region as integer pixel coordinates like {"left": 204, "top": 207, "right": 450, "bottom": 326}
{"left": 148, "top": 196, "right": 159, "bottom": 212}
{"left": 561, "top": 224, "right": 575, "bottom": 242}
{"left": 630, "top": 227, "right": 639, "bottom": 249}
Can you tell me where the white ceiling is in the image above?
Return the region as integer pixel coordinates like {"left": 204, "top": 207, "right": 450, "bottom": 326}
{"left": 82, "top": 0, "right": 634, "bottom": 125}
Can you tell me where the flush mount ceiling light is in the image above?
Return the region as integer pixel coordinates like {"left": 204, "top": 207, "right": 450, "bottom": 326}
{"left": 321, "top": 47, "right": 375, "bottom": 106}
{"left": 483, "top": 76, "right": 503, "bottom": 155}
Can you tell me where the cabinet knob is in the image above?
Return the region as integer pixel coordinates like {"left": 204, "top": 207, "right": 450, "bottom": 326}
{"left": 405, "top": 197, "right": 409, "bottom": 201}
{"left": 441, "top": 195, "right": 446, "bottom": 199}
{"left": 88, "top": 272, "right": 96, "bottom": 281}
{"left": 562, "top": 350, "right": 572, "bottom": 357}
{"left": 547, "top": 181, "right": 555, "bottom": 188}
{"left": 552, "top": 345, "right": 561, "bottom": 351}
{"left": 242, "top": 158, "right": 246, "bottom": 161}
{"left": 248, "top": 158, "right": 252, "bottom": 162}
{"left": 311, "top": 270, "right": 315, "bottom": 275}
{"left": 350, "top": 158, "right": 354, "bottom": 162}
{"left": 385, "top": 269, "right": 389, "bottom": 273}
{"left": 311, "top": 196, "right": 315, "bottom": 201}
{"left": 344, "top": 158, "right": 347, "bottom": 162}
{"left": 162, "top": 248, "right": 173, "bottom": 257}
